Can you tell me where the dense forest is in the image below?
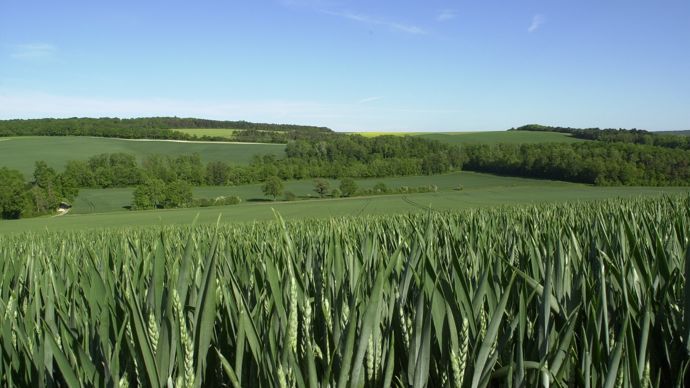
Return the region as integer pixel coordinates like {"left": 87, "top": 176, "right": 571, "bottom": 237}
{"left": 513, "top": 124, "right": 690, "bottom": 150}
{"left": 0, "top": 117, "right": 332, "bottom": 143}
{"left": 464, "top": 141, "right": 690, "bottom": 186}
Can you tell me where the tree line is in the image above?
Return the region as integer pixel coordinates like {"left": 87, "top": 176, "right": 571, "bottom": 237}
{"left": 513, "top": 124, "right": 690, "bottom": 150}
{"left": 463, "top": 141, "right": 690, "bottom": 186}
{"left": 0, "top": 162, "right": 79, "bottom": 219}
{"left": 0, "top": 117, "right": 332, "bottom": 143}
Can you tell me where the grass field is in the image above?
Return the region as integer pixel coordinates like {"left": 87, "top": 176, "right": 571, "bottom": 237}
{"left": 4, "top": 171, "right": 688, "bottom": 233}
{"left": 0, "top": 136, "right": 285, "bottom": 177}
{"left": 172, "top": 128, "right": 238, "bottom": 138}
{"left": 71, "top": 171, "right": 576, "bottom": 214}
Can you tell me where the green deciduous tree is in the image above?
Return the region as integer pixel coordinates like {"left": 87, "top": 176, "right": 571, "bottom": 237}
{"left": 0, "top": 167, "right": 27, "bottom": 219}
{"left": 313, "top": 179, "right": 330, "bottom": 197}
{"left": 339, "top": 178, "right": 358, "bottom": 197}
{"left": 262, "top": 176, "right": 284, "bottom": 200}
{"left": 132, "top": 178, "right": 166, "bottom": 209}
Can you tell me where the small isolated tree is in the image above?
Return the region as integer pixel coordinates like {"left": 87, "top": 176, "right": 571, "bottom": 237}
{"left": 262, "top": 176, "right": 284, "bottom": 200}
{"left": 313, "top": 179, "right": 330, "bottom": 198}
{"left": 339, "top": 178, "right": 358, "bottom": 197}
{"left": 132, "top": 178, "right": 166, "bottom": 209}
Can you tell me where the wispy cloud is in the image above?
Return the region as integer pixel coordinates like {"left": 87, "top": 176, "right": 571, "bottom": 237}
{"left": 323, "top": 10, "right": 427, "bottom": 35}
{"left": 358, "top": 96, "right": 383, "bottom": 104}
{"left": 436, "top": 9, "right": 456, "bottom": 22}
{"left": 528, "top": 14, "right": 545, "bottom": 33}
{"left": 10, "top": 43, "right": 58, "bottom": 60}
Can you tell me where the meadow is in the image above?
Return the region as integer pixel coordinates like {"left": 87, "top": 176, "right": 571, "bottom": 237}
{"left": 1, "top": 196, "right": 688, "bottom": 386}
{"left": 0, "top": 136, "right": 285, "bottom": 177}
{"left": 2, "top": 170, "right": 688, "bottom": 233}
{"left": 172, "top": 128, "right": 238, "bottom": 138}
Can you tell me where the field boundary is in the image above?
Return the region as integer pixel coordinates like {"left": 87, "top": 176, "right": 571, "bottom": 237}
{"left": 89, "top": 136, "right": 282, "bottom": 145}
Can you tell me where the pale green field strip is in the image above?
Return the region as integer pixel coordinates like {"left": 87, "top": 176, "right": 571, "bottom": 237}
{"left": 0, "top": 136, "right": 285, "bottom": 177}
{"left": 2, "top": 181, "right": 687, "bottom": 233}
{"left": 71, "top": 171, "right": 570, "bottom": 214}
{"left": 172, "top": 128, "right": 238, "bottom": 138}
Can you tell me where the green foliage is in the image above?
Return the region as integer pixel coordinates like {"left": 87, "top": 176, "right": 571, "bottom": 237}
{"left": 1, "top": 197, "right": 690, "bottom": 386}
{"left": 163, "top": 180, "right": 193, "bottom": 208}
{"left": 0, "top": 167, "right": 26, "bottom": 219}
{"left": 133, "top": 178, "right": 166, "bottom": 209}
{"left": 133, "top": 179, "right": 192, "bottom": 209}
{"left": 464, "top": 142, "right": 690, "bottom": 185}
{"left": 206, "top": 161, "right": 230, "bottom": 186}
{"left": 339, "top": 178, "right": 358, "bottom": 197}
{"left": 514, "top": 124, "right": 690, "bottom": 150}
{"left": 372, "top": 182, "right": 389, "bottom": 194}
{"left": 8, "top": 161, "right": 81, "bottom": 218}
{"left": 262, "top": 176, "right": 284, "bottom": 200}
{"left": 0, "top": 136, "right": 285, "bottom": 177}
{"left": 0, "top": 117, "right": 332, "bottom": 142}
{"left": 313, "top": 179, "right": 330, "bottom": 197}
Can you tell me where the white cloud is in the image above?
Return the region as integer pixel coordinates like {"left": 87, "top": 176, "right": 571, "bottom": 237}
{"left": 528, "top": 14, "right": 545, "bottom": 33}
{"left": 10, "top": 43, "right": 58, "bottom": 60}
{"left": 436, "top": 9, "right": 456, "bottom": 22}
{"left": 322, "top": 10, "right": 427, "bottom": 35}
{"left": 358, "top": 96, "right": 383, "bottom": 104}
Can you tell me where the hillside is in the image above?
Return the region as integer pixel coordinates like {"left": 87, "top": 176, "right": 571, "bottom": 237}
{"left": 0, "top": 136, "right": 285, "bottom": 177}
{"left": 415, "top": 131, "right": 583, "bottom": 144}
{"left": 352, "top": 130, "right": 584, "bottom": 144}
{"left": 0, "top": 117, "right": 332, "bottom": 143}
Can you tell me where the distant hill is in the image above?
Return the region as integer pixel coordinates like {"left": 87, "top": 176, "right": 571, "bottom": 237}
{"left": 0, "top": 117, "right": 332, "bottom": 143}
{"left": 513, "top": 124, "right": 690, "bottom": 150}
{"left": 656, "top": 130, "right": 690, "bottom": 136}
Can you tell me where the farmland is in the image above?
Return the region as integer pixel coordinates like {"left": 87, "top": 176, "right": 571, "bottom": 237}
{"left": 2, "top": 172, "right": 687, "bottom": 233}
{"left": 0, "top": 136, "right": 284, "bottom": 177}
{"left": 354, "top": 131, "right": 584, "bottom": 145}
{"left": 1, "top": 196, "right": 688, "bottom": 386}
{"left": 172, "top": 128, "right": 238, "bottom": 139}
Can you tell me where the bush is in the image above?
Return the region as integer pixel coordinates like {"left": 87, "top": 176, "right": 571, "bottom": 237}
{"left": 373, "top": 182, "right": 389, "bottom": 194}
{"left": 313, "top": 179, "right": 330, "bottom": 197}
{"left": 339, "top": 178, "right": 358, "bottom": 197}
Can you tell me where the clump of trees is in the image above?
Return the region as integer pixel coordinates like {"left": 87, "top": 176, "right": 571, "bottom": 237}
{"left": 132, "top": 179, "right": 193, "bottom": 209}
{"left": 339, "top": 178, "right": 358, "bottom": 197}
{"left": 0, "top": 162, "right": 79, "bottom": 219}
{"left": 463, "top": 142, "right": 690, "bottom": 185}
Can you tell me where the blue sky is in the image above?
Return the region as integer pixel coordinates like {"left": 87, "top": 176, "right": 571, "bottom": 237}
{"left": 1, "top": 0, "right": 688, "bottom": 131}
